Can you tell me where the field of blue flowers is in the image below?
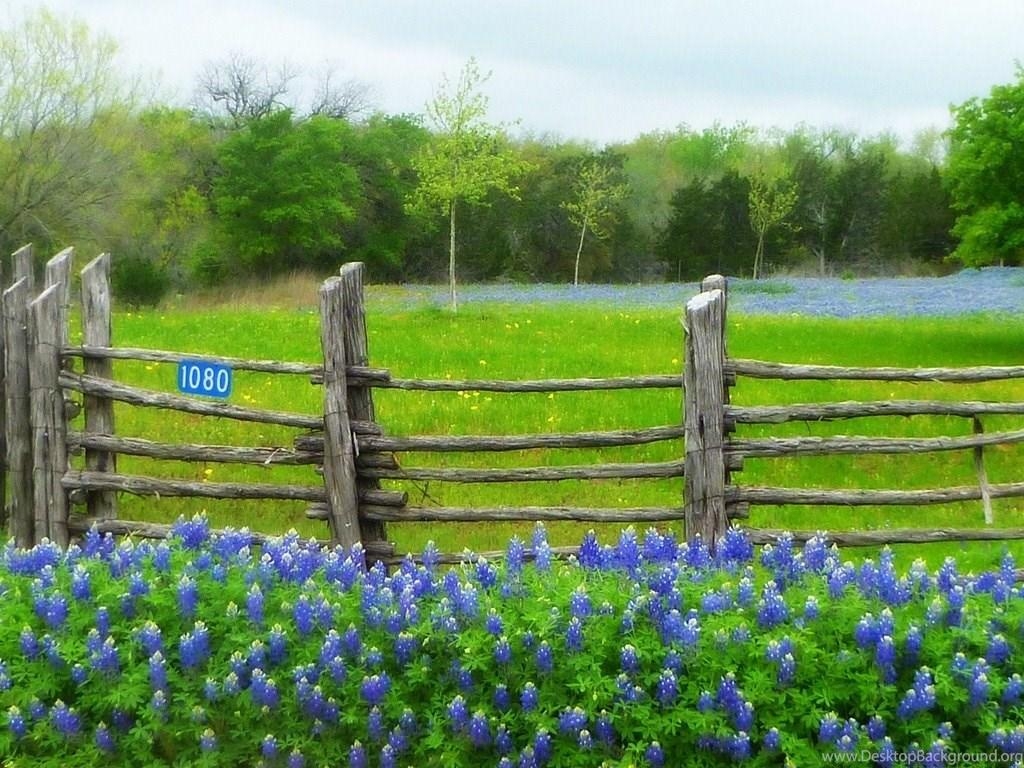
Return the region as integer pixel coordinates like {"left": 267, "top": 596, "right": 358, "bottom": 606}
{"left": 374, "top": 268, "right": 1024, "bottom": 317}
{"left": 2, "top": 516, "right": 1022, "bottom": 767}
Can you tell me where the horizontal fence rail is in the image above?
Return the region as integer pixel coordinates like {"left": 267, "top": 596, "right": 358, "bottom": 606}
{"left": 727, "top": 428, "right": 1024, "bottom": 458}
{"left": 312, "top": 371, "right": 684, "bottom": 392}
{"left": 729, "top": 482, "right": 1024, "bottom": 506}
{"left": 729, "top": 358, "right": 1024, "bottom": 382}
{"left": 727, "top": 399, "right": 1024, "bottom": 424}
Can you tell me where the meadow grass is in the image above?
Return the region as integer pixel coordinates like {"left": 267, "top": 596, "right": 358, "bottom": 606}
{"left": 72, "top": 280, "right": 1024, "bottom": 574}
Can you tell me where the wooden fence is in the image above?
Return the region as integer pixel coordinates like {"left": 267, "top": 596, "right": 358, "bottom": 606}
{"left": 2, "top": 250, "right": 1024, "bottom": 564}
{"left": 685, "top": 276, "right": 1024, "bottom": 550}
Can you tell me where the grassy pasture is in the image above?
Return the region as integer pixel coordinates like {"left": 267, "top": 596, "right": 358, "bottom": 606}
{"left": 77, "top": 279, "right": 1024, "bottom": 573}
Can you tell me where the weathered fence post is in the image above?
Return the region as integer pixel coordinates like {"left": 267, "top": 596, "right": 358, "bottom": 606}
{"left": 683, "top": 287, "right": 729, "bottom": 552}
{"left": 973, "top": 417, "right": 993, "bottom": 525}
{"left": 29, "top": 285, "right": 70, "bottom": 547}
{"left": 3, "top": 279, "right": 32, "bottom": 547}
{"left": 12, "top": 244, "right": 34, "bottom": 294}
{"left": 81, "top": 253, "right": 117, "bottom": 520}
{"left": 318, "top": 276, "right": 363, "bottom": 550}
{"left": 1, "top": 254, "right": 6, "bottom": 533}
{"left": 337, "top": 263, "right": 388, "bottom": 550}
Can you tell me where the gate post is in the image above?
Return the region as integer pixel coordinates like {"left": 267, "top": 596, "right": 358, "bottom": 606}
{"left": 4, "top": 279, "right": 32, "bottom": 547}
{"left": 318, "top": 276, "right": 363, "bottom": 550}
{"left": 336, "top": 263, "right": 388, "bottom": 549}
{"left": 683, "top": 287, "right": 729, "bottom": 552}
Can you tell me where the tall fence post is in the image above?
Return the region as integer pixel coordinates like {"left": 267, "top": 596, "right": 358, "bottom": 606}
{"left": 81, "top": 253, "right": 117, "bottom": 520}
{"left": 319, "top": 276, "right": 363, "bottom": 550}
{"left": 29, "top": 285, "right": 69, "bottom": 547}
{"left": 3, "top": 279, "right": 32, "bottom": 547}
{"left": 12, "top": 244, "right": 34, "bottom": 295}
{"left": 337, "top": 262, "right": 389, "bottom": 550}
{"left": 683, "top": 287, "right": 729, "bottom": 552}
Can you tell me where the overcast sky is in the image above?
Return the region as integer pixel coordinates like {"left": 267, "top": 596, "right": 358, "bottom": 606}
{"left": 17, "top": 0, "right": 1024, "bottom": 146}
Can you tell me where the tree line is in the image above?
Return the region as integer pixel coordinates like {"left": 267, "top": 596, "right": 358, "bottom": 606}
{"left": 0, "top": 10, "right": 1018, "bottom": 306}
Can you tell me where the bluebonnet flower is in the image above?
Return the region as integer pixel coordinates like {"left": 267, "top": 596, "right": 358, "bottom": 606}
{"left": 578, "top": 530, "right": 601, "bottom": 568}
{"left": 149, "top": 652, "right": 168, "bottom": 692}
{"left": 521, "top": 682, "right": 539, "bottom": 712}
{"left": 246, "top": 584, "right": 264, "bottom": 626}
{"left": 94, "top": 722, "right": 115, "bottom": 752}
{"left": 717, "top": 526, "right": 754, "bottom": 566}
{"left": 293, "top": 594, "right": 316, "bottom": 636}
{"left": 969, "top": 669, "right": 990, "bottom": 708}
{"left": 71, "top": 565, "right": 91, "bottom": 600}
{"left": 484, "top": 609, "right": 504, "bottom": 636}
{"left": 494, "top": 635, "right": 512, "bottom": 665}
{"left": 251, "top": 669, "right": 280, "bottom": 708}
{"left": 875, "top": 636, "right": 897, "bottom": 683}
{"left": 558, "top": 707, "right": 587, "bottom": 736}
{"left": 620, "top": 644, "right": 640, "bottom": 674}
{"left": 388, "top": 725, "right": 409, "bottom": 754}
{"left": 179, "top": 622, "right": 211, "bottom": 671}
{"left": 644, "top": 741, "right": 665, "bottom": 767}
{"left": 19, "top": 626, "right": 40, "bottom": 659}
{"left": 360, "top": 673, "right": 390, "bottom": 707}
{"left": 986, "top": 633, "right": 1010, "bottom": 665}
{"left": 172, "top": 514, "right": 209, "bottom": 549}
{"left": 474, "top": 557, "right": 497, "bottom": 588}
{"left": 150, "top": 689, "right": 169, "bottom": 722}
{"left": 493, "top": 684, "right": 511, "bottom": 712}
{"left": 268, "top": 624, "right": 288, "bottom": 665}
{"left": 199, "top": 727, "right": 217, "bottom": 752}
{"left": 656, "top": 668, "right": 678, "bottom": 706}
{"left": 176, "top": 574, "right": 198, "bottom": 618}
{"left": 342, "top": 623, "right": 362, "bottom": 658}
{"left": 287, "top": 748, "right": 305, "bottom": 768}
{"left": 533, "top": 729, "right": 553, "bottom": 763}
{"left": 91, "top": 636, "right": 120, "bottom": 677}
{"left": 136, "top": 621, "right": 163, "bottom": 656}
{"left": 535, "top": 641, "right": 553, "bottom": 672}
{"left": 394, "top": 632, "right": 417, "bottom": 667}
{"left": 1002, "top": 674, "right": 1023, "bottom": 705}
{"left": 468, "top": 711, "right": 491, "bottom": 747}
{"left": 565, "top": 617, "right": 584, "bottom": 652}
{"left": 569, "top": 585, "right": 592, "bottom": 618}
{"left": 261, "top": 734, "right": 279, "bottom": 759}
{"left": 897, "top": 667, "right": 936, "bottom": 718}
{"left": 368, "top": 706, "right": 385, "bottom": 741}
{"left": 866, "top": 715, "right": 886, "bottom": 741}
{"left": 7, "top": 706, "right": 26, "bottom": 739}
{"left": 447, "top": 695, "right": 469, "bottom": 733}
{"left": 756, "top": 581, "right": 789, "bottom": 628}
{"left": 764, "top": 727, "right": 781, "bottom": 751}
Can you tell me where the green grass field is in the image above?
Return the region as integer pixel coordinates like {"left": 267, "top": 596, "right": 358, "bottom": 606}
{"left": 75, "top": 278, "right": 1024, "bottom": 574}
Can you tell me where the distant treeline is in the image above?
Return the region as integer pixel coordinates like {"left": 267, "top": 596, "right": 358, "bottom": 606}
{"left": 0, "top": 10, "right": 979, "bottom": 304}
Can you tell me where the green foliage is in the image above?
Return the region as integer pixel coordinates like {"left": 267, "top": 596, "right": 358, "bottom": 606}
{"left": 562, "top": 153, "right": 631, "bottom": 285}
{"left": 110, "top": 253, "right": 171, "bottom": 307}
{"left": 947, "top": 67, "right": 1024, "bottom": 267}
{"left": 0, "top": 8, "right": 136, "bottom": 255}
{"left": 210, "top": 110, "right": 361, "bottom": 277}
{"left": 408, "top": 58, "right": 533, "bottom": 309}
{"left": 1, "top": 526, "right": 1022, "bottom": 765}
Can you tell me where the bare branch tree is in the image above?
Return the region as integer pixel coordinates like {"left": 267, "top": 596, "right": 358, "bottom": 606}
{"left": 193, "top": 52, "right": 296, "bottom": 127}
{"left": 308, "top": 63, "right": 374, "bottom": 120}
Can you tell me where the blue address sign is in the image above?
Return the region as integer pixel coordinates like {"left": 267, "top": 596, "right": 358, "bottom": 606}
{"left": 177, "top": 359, "right": 233, "bottom": 399}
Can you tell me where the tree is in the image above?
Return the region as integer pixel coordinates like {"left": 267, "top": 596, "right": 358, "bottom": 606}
{"left": 747, "top": 166, "right": 797, "bottom": 279}
{"left": 946, "top": 67, "right": 1024, "bottom": 267}
{"left": 562, "top": 154, "right": 629, "bottom": 285}
{"left": 194, "top": 52, "right": 296, "bottom": 127}
{"left": 408, "top": 58, "right": 531, "bottom": 311}
{"left": 0, "top": 8, "right": 138, "bottom": 255}
{"left": 209, "top": 110, "right": 361, "bottom": 278}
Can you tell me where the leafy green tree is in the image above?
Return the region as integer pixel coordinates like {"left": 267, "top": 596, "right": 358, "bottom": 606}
{"left": 747, "top": 166, "right": 798, "bottom": 279}
{"left": 946, "top": 67, "right": 1024, "bottom": 266}
{"left": 209, "top": 110, "right": 361, "bottom": 279}
{"left": 0, "top": 8, "right": 138, "bottom": 255}
{"left": 408, "top": 58, "right": 532, "bottom": 310}
{"left": 562, "top": 154, "right": 630, "bottom": 285}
